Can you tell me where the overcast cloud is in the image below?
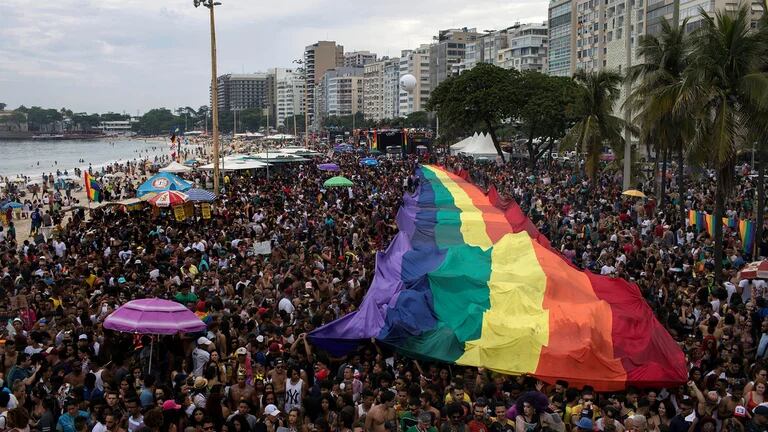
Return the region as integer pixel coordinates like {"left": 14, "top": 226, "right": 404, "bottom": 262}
{"left": 0, "top": 0, "right": 547, "bottom": 114}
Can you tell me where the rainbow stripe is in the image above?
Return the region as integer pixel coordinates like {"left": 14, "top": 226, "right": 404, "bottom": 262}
{"left": 84, "top": 172, "right": 102, "bottom": 202}
{"left": 311, "top": 165, "right": 686, "bottom": 390}
{"left": 741, "top": 219, "right": 755, "bottom": 254}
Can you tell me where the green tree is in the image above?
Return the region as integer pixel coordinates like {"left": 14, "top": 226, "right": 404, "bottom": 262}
{"left": 132, "top": 108, "right": 181, "bottom": 135}
{"left": 627, "top": 18, "right": 692, "bottom": 221}
{"left": 516, "top": 72, "right": 580, "bottom": 170}
{"left": 282, "top": 114, "right": 306, "bottom": 134}
{"left": 403, "top": 111, "right": 432, "bottom": 128}
{"left": 683, "top": 6, "right": 768, "bottom": 279}
{"left": 100, "top": 112, "right": 130, "bottom": 121}
{"left": 239, "top": 108, "right": 263, "bottom": 132}
{"left": 563, "top": 70, "right": 627, "bottom": 185}
{"left": 427, "top": 63, "right": 518, "bottom": 161}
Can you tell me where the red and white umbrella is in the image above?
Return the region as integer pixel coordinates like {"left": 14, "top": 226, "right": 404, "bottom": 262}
{"left": 738, "top": 260, "right": 768, "bottom": 280}
{"left": 148, "top": 190, "right": 188, "bottom": 207}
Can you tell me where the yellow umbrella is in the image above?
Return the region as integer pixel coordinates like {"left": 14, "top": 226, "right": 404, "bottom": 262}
{"left": 622, "top": 189, "right": 646, "bottom": 198}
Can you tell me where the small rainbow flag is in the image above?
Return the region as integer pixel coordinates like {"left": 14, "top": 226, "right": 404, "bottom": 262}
{"left": 311, "top": 165, "right": 686, "bottom": 390}
{"left": 740, "top": 219, "right": 756, "bottom": 254}
{"left": 84, "top": 172, "right": 102, "bottom": 202}
{"left": 705, "top": 213, "right": 715, "bottom": 236}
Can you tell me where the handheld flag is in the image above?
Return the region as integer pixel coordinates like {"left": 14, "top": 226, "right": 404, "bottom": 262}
{"left": 83, "top": 172, "right": 102, "bottom": 202}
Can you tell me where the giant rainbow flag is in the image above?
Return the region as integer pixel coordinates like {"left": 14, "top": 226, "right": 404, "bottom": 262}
{"left": 310, "top": 165, "right": 687, "bottom": 390}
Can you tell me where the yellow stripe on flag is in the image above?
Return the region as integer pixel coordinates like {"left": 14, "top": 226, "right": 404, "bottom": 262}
{"left": 457, "top": 232, "right": 549, "bottom": 374}
{"left": 426, "top": 167, "right": 493, "bottom": 250}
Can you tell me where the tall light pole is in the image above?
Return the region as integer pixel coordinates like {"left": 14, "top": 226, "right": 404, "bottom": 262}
{"left": 195, "top": 0, "right": 221, "bottom": 195}
{"left": 622, "top": 0, "right": 633, "bottom": 191}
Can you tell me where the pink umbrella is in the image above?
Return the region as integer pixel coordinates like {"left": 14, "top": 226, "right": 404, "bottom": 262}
{"left": 104, "top": 298, "right": 206, "bottom": 372}
{"left": 738, "top": 260, "right": 768, "bottom": 280}
{"left": 148, "top": 190, "right": 188, "bottom": 207}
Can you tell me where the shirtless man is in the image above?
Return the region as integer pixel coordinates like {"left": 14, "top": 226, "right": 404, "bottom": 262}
{"left": 268, "top": 358, "right": 288, "bottom": 410}
{"left": 366, "top": 390, "right": 396, "bottom": 432}
{"left": 230, "top": 373, "right": 257, "bottom": 407}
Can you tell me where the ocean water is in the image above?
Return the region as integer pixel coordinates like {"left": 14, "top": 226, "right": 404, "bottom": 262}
{"left": 0, "top": 138, "right": 173, "bottom": 178}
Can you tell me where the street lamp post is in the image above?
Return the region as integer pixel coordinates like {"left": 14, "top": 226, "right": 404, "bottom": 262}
{"left": 194, "top": 0, "right": 221, "bottom": 195}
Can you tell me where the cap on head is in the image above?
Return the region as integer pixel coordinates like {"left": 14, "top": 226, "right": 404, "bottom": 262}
{"left": 162, "top": 400, "right": 182, "bottom": 411}
{"left": 264, "top": 404, "right": 281, "bottom": 416}
{"left": 576, "top": 418, "right": 593, "bottom": 430}
{"left": 754, "top": 405, "right": 768, "bottom": 417}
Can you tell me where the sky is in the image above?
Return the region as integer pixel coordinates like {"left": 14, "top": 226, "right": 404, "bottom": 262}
{"left": 0, "top": 0, "right": 547, "bottom": 115}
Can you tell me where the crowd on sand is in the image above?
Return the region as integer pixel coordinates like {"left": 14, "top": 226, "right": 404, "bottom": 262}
{"left": 0, "top": 146, "right": 768, "bottom": 432}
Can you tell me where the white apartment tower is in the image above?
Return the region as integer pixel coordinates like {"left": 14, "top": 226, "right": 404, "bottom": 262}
{"left": 270, "top": 68, "right": 305, "bottom": 128}
{"left": 363, "top": 57, "right": 400, "bottom": 121}
{"left": 398, "top": 45, "right": 431, "bottom": 117}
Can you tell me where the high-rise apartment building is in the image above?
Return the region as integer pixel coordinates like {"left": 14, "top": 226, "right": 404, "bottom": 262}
{"left": 548, "top": 0, "right": 763, "bottom": 78}
{"left": 344, "top": 51, "right": 377, "bottom": 67}
{"left": 363, "top": 57, "right": 400, "bottom": 121}
{"left": 304, "top": 41, "right": 344, "bottom": 128}
{"left": 399, "top": 45, "right": 431, "bottom": 116}
{"left": 429, "top": 28, "right": 483, "bottom": 90}
{"left": 454, "top": 23, "right": 549, "bottom": 74}
{"left": 548, "top": 0, "right": 575, "bottom": 76}
{"left": 213, "top": 73, "right": 269, "bottom": 112}
{"left": 646, "top": 0, "right": 764, "bottom": 35}
{"left": 314, "top": 67, "right": 364, "bottom": 125}
{"left": 545, "top": 0, "right": 644, "bottom": 76}
{"left": 270, "top": 68, "right": 305, "bottom": 128}
{"left": 496, "top": 23, "right": 549, "bottom": 72}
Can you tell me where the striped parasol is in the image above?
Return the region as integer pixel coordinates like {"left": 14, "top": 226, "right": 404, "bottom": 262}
{"left": 185, "top": 188, "right": 216, "bottom": 202}
{"left": 738, "top": 260, "right": 768, "bottom": 280}
{"left": 147, "top": 190, "right": 188, "bottom": 207}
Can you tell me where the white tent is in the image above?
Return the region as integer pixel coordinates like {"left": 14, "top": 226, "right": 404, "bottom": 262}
{"left": 199, "top": 160, "right": 269, "bottom": 170}
{"left": 234, "top": 132, "right": 265, "bottom": 139}
{"left": 459, "top": 133, "right": 509, "bottom": 159}
{"left": 265, "top": 134, "right": 296, "bottom": 140}
{"left": 159, "top": 161, "right": 192, "bottom": 173}
{"left": 450, "top": 132, "right": 479, "bottom": 154}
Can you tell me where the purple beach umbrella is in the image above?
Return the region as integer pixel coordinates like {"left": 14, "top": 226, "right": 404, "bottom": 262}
{"left": 318, "top": 163, "right": 340, "bottom": 172}
{"left": 104, "top": 298, "right": 207, "bottom": 372}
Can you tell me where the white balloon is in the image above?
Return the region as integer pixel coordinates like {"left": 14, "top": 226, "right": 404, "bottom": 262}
{"left": 399, "top": 74, "right": 417, "bottom": 92}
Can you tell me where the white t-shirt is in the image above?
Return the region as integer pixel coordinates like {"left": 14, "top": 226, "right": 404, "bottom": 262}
{"left": 723, "top": 282, "right": 737, "bottom": 304}
{"left": 601, "top": 265, "right": 616, "bottom": 275}
{"left": 53, "top": 240, "right": 67, "bottom": 257}
{"left": 192, "top": 347, "right": 210, "bottom": 376}
{"left": 278, "top": 297, "right": 295, "bottom": 315}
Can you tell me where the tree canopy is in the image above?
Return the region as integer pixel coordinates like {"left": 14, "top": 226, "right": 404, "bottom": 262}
{"left": 428, "top": 63, "right": 518, "bottom": 161}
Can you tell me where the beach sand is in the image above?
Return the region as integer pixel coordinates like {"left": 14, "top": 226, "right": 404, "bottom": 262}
{"left": 6, "top": 185, "right": 93, "bottom": 240}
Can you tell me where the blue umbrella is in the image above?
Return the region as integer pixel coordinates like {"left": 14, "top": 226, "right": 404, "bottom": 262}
{"left": 185, "top": 188, "right": 216, "bottom": 202}
{"left": 184, "top": 159, "right": 198, "bottom": 166}
{"left": 360, "top": 157, "right": 378, "bottom": 167}
{"left": 1, "top": 201, "right": 22, "bottom": 210}
{"left": 136, "top": 172, "right": 192, "bottom": 197}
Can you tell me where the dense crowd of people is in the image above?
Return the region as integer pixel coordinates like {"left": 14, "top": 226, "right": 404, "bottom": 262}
{"left": 0, "top": 144, "right": 766, "bottom": 432}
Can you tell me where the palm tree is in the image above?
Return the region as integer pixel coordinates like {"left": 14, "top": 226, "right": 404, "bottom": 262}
{"left": 627, "top": 17, "right": 693, "bottom": 223}
{"left": 564, "top": 70, "right": 627, "bottom": 185}
{"left": 682, "top": 5, "right": 768, "bottom": 280}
